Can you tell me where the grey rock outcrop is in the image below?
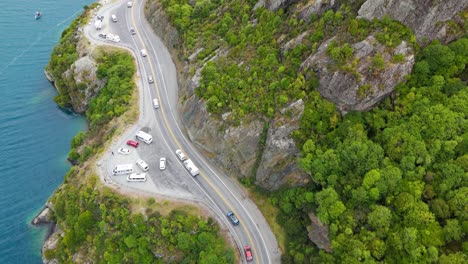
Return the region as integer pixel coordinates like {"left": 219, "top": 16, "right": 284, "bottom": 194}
{"left": 297, "top": 0, "right": 338, "bottom": 22}
{"left": 256, "top": 100, "right": 309, "bottom": 189}
{"left": 65, "top": 55, "right": 105, "bottom": 113}
{"left": 307, "top": 212, "right": 332, "bottom": 253}
{"left": 301, "top": 36, "right": 414, "bottom": 113}
{"left": 358, "top": 0, "right": 468, "bottom": 43}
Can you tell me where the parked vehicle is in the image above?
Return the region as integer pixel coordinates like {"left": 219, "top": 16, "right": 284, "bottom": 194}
{"left": 127, "top": 173, "right": 146, "bottom": 182}
{"left": 175, "top": 149, "right": 186, "bottom": 161}
{"left": 126, "top": 140, "right": 139, "bottom": 148}
{"left": 160, "top": 158, "right": 166, "bottom": 170}
{"left": 106, "top": 33, "right": 120, "bottom": 43}
{"left": 112, "top": 164, "right": 134, "bottom": 175}
{"left": 94, "top": 19, "right": 102, "bottom": 30}
{"left": 227, "top": 211, "right": 239, "bottom": 225}
{"left": 183, "top": 159, "right": 199, "bottom": 177}
{"left": 135, "top": 130, "right": 153, "bottom": 144}
{"left": 117, "top": 147, "right": 130, "bottom": 155}
{"left": 244, "top": 246, "right": 253, "bottom": 262}
{"left": 98, "top": 33, "right": 106, "bottom": 39}
{"left": 136, "top": 159, "right": 149, "bottom": 171}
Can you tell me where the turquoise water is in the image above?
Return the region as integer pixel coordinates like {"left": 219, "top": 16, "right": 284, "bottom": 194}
{"left": 0, "top": 0, "right": 92, "bottom": 262}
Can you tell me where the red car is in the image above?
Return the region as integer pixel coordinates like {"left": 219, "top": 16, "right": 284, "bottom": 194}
{"left": 126, "top": 140, "right": 139, "bottom": 148}
{"left": 244, "top": 246, "right": 253, "bottom": 262}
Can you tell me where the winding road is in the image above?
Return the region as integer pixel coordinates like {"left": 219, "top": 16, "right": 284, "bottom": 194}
{"left": 89, "top": 0, "right": 280, "bottom": 263}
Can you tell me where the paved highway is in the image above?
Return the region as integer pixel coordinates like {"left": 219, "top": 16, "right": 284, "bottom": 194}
{"left": 88, "top": 0, "right": 280, "bottom": 263}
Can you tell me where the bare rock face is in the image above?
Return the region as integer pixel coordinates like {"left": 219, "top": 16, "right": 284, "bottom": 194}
{"left": 255, "top": 0, "right": 298, "bottom": 11}
{"left": 256, "top": 99, "right": 310, "bottom": 189}
{"left": 42, "top": 227, "right": 62, "bottom": 264}
{"left": 145, "top": 0, "right": 180, "bottom": 49}
{"left": 307, "top": 212, "right": 332, "bottom": 253}
{"left": 358, "top": 0, "right": 468, "bottom": 43}
{"left": 182, "top": 95, "right": 264, "bottom": 178}
{"left": 297, "top": 0, "right": 338, "bottom": 22}
{"left": 301, "top": 36, "right": 414, "bottom": 113}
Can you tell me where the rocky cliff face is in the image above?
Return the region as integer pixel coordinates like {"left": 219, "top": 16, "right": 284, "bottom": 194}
{"left": 358, "top": 0, "right": 468, "bottom": 44}
{"left": 301, "top": 36, "right": 414, "bottom": 112}
{"left": 145, "top": 1, "right": 308, "bottom": 189}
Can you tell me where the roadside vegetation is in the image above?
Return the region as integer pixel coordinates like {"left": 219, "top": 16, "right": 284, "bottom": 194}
{"left": 45, "top": 6, "right": 235, "bottom": 264}
{"left": 159, "top": 0, "right": 467, "bottom": 262}
{"left": 45, "top": 169, "right": 234, "bottom": 263}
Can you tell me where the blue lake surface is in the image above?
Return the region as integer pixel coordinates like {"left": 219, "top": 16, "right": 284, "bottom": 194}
{"left": 0, "top": 0, "right": 93, "bottom": 262}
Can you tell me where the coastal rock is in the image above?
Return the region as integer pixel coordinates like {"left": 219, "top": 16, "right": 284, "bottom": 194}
{"left": 65, "top": 55, "right": 105, "bottom": 113}
{"left": 358, "top": 0, "right": 468, "bottom": 44}
{"left": 42, "top": 227, "right": 62, "bottom": 264}
{"left": 301, "top": 36, "right": 414, "bottom": 113}
{"left": 31, "top": 206, "right": 53, "bottom": 226}
{"left": 256, "top": 99, "right": 309, "bottom": 189}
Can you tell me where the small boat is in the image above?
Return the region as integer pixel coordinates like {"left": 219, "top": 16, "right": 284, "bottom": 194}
{"left": 35, "top": 11, "right": 41, "bottom": 19}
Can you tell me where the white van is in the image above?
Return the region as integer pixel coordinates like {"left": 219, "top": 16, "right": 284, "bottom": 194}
{"left": 112, "top": 164, "right": 133, "bottom": 175}
{"left": 136, "top": 159, "right": 149, "bottom": 171}
{"left": 111, "top": 14, "right": 117, "bottom": 22}
{"left": 153, "top": 98, "right": 159, "bottom": 109}
{"left": 140, "top": 49, "right": 147, "bottom": 57}
{"left": 127, "top": 173, "right": 146, "bottom": 182}
{"left": 136, "top": 130, "right": 152, "bottom": 144}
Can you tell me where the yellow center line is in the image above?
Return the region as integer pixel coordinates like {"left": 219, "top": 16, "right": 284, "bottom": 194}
{"left": 130, "top": 1, "right": 261, "bottom": 263}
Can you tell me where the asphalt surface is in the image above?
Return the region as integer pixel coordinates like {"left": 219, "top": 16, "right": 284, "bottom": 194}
{"left": 87, "top": 1, "right": 280, "bottom": 263}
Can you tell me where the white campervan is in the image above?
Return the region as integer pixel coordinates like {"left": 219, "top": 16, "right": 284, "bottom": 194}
{"left": 112, "top": 164, "right": 133, "bottom": 175}
{"left": 127, "top": 173, "right": 146, "bottom": 182}
{"left": 136, "top": 159, "right": 149, "bottom": 171}
{"left": 135, "top": 130, "right": 152, "bottom": 144}
{"left": 111, "top": 14, "right": 117, "bottom": 22}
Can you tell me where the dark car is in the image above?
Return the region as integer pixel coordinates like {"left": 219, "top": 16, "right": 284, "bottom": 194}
{"left": 97, "top": 15, "right": 104, "bottom": 21}
{"left": 126, "top": 140, "right": 139, "bottom": 148}
{"left": 227, "top": 211, "right": 239, "bottom": 225}
{"left": 98, "top": 33, "right": 106, "bottom": 39}
{"left": 129, "top": 28, "right": 136, "bottom": 35}
{"left": 244, "top": 246, "right": 253, "bottom": 262}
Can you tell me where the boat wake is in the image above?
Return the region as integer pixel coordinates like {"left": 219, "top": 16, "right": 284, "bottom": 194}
{"left": 0, "top": 8, "right": 84, "bottom": 76}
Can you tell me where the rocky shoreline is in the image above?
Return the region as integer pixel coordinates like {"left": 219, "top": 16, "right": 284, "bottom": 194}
{"left": 31, "top": 204, "right": 59, "bottom": 264}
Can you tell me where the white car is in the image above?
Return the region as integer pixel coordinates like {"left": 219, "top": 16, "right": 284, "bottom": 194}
{"left": 148, "top": 75, "right": 154, "bottom": 83}
{"left": 175, "top": 149, "right": 186, "bottom": 161}
{"left": 127, "top": 1, "right": 133, "bottom": 7}
{"left": 153, "top": 98, "right": 159, "bottom": 109}
{"left": 118, "top": 147, "right": 130, "bottom": 155}
{"left": 136, "top": 159, "right": 149, "bottom": 171}
{"left": 160, "top": 158, "right": 166, "bottom": 170}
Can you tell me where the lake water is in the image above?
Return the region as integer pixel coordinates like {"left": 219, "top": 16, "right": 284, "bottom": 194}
{"left": 0, "top": 0, "right": 93, "bottom": 262}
